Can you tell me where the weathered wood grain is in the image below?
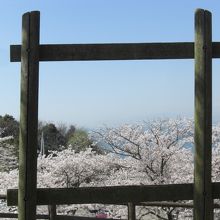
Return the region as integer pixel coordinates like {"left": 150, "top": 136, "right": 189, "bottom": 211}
{"left": 48, "top": 205, "right": 56, "bottom": 220}
{"left": 18, "top": 11, "right": 40, "bottom": 220}
{"left": 10, "top": 42, "right": 220, "bottom": 62}
{"left": 128, "top": 203, "right": 135, "bottom": 220}
{"left": 0, "top": 213, "right": 48, "bottom": 219}
{"left": 8, "top": 182, "right": 220, "bottom": 206}
{"left": 7, "top": 183, "right": 193, "bottom": 206}
{"left": 194, "top": 9, "right": 213, "bottom": 220}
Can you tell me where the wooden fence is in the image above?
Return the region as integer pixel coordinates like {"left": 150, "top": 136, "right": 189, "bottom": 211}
{"left": 2, "top": 201, "right": 220, "bottom": 220}
{"left": 2, "top": 202, "right": 220, "bottom": 220}
{"left": 3, "top": 183, "right": 220, "bottom": 219}
{"left": 7, "top": 8, "right": 220, "bottom": 220}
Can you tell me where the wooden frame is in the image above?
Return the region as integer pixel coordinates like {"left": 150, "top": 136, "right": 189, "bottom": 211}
{"left": 17, "top": 11, "right": 40, "bottom": 220}
{"left": 10, "top": 42, "right": 220, "bottom": 62}
{"left": 8, "top": 8, "right": 219, "bottom": 220}
{"left": 194, "top": 9, "right": 213, "bottom": 219}
{"left": 6, "top": 182, "right": 220, "bottom": 206}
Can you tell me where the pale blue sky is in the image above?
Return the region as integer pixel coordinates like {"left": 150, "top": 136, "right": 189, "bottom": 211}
{"left": 0, "top": 1, "right": 220, "bottom": 128}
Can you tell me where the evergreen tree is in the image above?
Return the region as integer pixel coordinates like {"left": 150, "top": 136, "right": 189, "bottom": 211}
{"left": 38, "top": 123, "right": 66, "bottom": 154}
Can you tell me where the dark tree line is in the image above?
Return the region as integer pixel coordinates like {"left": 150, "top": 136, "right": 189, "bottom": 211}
{"left": 0, "top": 114, "right": 103, "bottom": 165}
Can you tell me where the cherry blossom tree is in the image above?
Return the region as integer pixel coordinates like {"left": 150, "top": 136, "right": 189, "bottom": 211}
{"left": 93, "top": 118, "right": 194, "bottom": 219}
{"left": 2, "top": 118, "right": 220, "bottom": 219}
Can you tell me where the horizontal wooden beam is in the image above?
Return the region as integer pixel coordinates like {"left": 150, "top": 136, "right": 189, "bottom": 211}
{"left": 0, "top": 213, "right": 48, "bottom": 219}
{"left": 0, "top": 194, "right": 6, "bottom": 199}
{"left": 6, "top": 183, "right": 192, "bottom": 206}
{"left": 0, "top": 213, "right": 120, "bottom": 220}
{"left": 10, "top": 42, "right": 220, "bottom": 62}
{"left": 7, "top": 182, "right": 220, "bottom": 206}
{"left": 137, "top": 202, "right": 220, "bottom": 209}
{"left": 55, "top": 215, "right": 123, "bottom": 220}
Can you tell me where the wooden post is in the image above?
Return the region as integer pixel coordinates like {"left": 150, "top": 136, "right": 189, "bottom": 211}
{"left": 194, "top": 9, "right": 213, "bottom": 220}
{"left": 18, "top": 11, "right": 40, "bottom": 220}
{"left": 48, "top": 205, "right": 57, "bottom": 220}
{"left": 128, "top": 203, "right": 135, "bottom": 220}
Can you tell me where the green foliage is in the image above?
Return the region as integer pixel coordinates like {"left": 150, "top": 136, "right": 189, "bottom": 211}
{"left": 0, "top": 114, "right": 103, "bottom": 165}
{"left": 65, "top": 125, "right": 76, "bottom": 141}
{"left": 38, "top": 123, "right": 66, "bottom": 154}
{"left": 0, "top": 114, "right": 19, "bottom": 146}
{"left": 67, "top": 129, "right": 91, "bottom": 152}
{"left": 67, "top": 128, "right": 104, "bottom": 154}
